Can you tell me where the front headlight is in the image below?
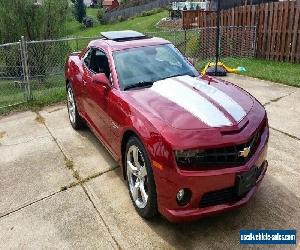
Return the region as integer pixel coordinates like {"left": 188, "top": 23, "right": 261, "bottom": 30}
{"left": 175, "top": 149, "right": 205, "bottom": 166}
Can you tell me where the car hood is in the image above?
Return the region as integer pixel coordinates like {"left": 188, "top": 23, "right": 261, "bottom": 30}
{"left": 124, "top": 75, "right": 254, "bottom": 130}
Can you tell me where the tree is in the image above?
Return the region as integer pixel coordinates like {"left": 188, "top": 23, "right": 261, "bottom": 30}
{"left": 0, "top": 0, "right": 69, "bottom": 78}
{"left": 0, "top": 0, "right": 69, "bottom": 43}
{"left": 73, "top": 0, "right": 86, "bottom": 23}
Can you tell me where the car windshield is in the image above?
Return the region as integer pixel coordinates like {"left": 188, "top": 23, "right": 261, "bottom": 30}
{"left": 113, "top": 44, "right": 199, "bottom": 90}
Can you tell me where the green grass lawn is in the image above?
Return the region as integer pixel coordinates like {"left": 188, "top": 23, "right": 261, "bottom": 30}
{"left": 0, "top": 75, "right": 66, "bottom": 116}
{"left": 0, "top": 81, "right": 26, "bottom": 108}
{"left": 66, "top": 8, "right": 168, "bottom": 37}
{"left": 195, "top": 57, "right": 300, "bottom": 87}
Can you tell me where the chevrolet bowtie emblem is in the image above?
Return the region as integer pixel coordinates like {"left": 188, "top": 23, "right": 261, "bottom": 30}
{"left": 239, "top": 146, "right": 251, "bottom": 158}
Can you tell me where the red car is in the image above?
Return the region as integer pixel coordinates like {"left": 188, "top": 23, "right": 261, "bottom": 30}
{"left": 65, "top": 31, "right": 269, "bottom": 223}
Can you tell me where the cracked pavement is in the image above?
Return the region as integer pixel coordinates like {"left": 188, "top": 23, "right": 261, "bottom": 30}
{"left": 0, "top": 74, "right": 299, "bottom": 249}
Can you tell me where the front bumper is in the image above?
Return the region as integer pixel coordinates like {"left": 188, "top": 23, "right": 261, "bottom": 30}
{"left": 155, "top": 127, "right": 269, "bottom": 223}
{"left": 162, "top": 161, "right": 267, "bottom": 223}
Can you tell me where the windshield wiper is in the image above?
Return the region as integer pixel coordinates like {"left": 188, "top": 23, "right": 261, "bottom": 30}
{"left": 124, "top": 81, "right": 153, "bottom": 91}
{"left": 162, "top": 72, "right": 195, "bottom": 81}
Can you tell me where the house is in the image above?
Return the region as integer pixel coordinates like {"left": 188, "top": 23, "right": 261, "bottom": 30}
{"left": 172, "top": 0, "right": 280, "bottom": 11}
{"left": 212, "top": 0, "right": 279, "bottom": 10}
{"left": 172, "top": 1, "right": 214, "bottom": 11}
{"left": 102, "top": 0, "right": 120, "bottom": 11}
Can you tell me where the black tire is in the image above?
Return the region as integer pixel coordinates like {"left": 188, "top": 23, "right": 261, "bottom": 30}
{"left": 125, "top": 136, "right": 158, "bottom": 219}
{"left": 66, "top": 83, "right": 84, "bottom": 130}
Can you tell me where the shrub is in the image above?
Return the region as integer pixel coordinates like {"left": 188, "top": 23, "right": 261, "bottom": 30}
{"left": 137, "top": 8, "right": 164, "bottom": 17}
{"left": 83, "top": 17, "right": 93, "bottom": 28}
{"left": 97, "top": 8, "right": 106, "bottom": 24}
{"left": 117, "top": 15, "right": 126, "bottom": 22}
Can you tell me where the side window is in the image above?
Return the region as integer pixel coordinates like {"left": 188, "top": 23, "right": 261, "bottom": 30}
{"left": 83, "top": 49, "right": 92, "bottom": 68}
{"left": 90, "top": 49, "right": 111, "bottom": 79}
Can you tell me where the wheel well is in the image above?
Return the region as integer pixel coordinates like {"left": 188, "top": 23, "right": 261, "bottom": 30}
{"left": 121, "top": 130, "right": 137, "bottom": 179}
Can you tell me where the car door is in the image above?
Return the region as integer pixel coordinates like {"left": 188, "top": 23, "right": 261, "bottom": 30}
{"left": 80, "top": 48, "right": 93, "bottom": 117}
{"left": 82, "top": 48, "right": 112, "bottom": 145}
{"left": 68, "top": 48, "right": 91, "bottom": 115}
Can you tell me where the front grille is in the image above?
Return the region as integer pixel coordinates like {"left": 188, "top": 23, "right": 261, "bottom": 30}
{"left": 176, "top": 131, "right": 261, "bottom": 168}
{"left": 199, "top": 187, "right": 242, "bottom": 208}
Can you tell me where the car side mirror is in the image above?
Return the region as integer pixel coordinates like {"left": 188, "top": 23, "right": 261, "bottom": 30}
{"left": 92, "top": 73, "right": 111, "bottom": 87}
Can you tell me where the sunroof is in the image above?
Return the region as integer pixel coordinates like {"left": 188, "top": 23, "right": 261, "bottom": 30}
{"left": 101, "top": 30, "right": 147, "bottom": 41}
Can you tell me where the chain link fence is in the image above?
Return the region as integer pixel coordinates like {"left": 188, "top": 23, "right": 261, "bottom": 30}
{"left": 25, "top": 37, "right": 98, "bottom": 107}
{"left": 0, "top": 37, "right": 100, "bottom": 113}
{"left": 147, "top": 26, "right": 256, "bottom": 70}
{"left": 0, "top": 26, "right": 256, "bottom": 113}
{"left": 0, "top": 42, "right": 26, "bottom": 109}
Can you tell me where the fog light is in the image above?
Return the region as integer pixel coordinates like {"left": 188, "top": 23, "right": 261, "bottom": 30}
{"left": 177, "top": 189, "right": 185, "bottom": 201}
{"left": 176, "top": 188, "right": 192, "bottom": 206}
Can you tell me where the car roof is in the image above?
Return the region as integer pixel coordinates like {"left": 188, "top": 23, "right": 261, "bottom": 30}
{"left": 88, "top": 37, "right": 171, "bottom": 52}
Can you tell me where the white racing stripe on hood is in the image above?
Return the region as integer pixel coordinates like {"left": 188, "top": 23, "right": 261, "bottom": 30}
{"left": 151, "top": 78, "right": 232, "bottom": 127}
{"left": 178, "top": 75, "right": 247, "bottom": 123}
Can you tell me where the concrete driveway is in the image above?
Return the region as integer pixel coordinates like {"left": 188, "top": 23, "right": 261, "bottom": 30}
{"left": 0, "top": 74, "right": 299, "bottom": 249}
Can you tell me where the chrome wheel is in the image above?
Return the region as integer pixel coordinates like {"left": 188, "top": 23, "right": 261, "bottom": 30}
{"left": 67, "top": 87, "right": 76, "bottom": 124}
{"left": 127, "top": 145, "right": 148, "bottom": 209}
